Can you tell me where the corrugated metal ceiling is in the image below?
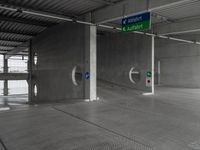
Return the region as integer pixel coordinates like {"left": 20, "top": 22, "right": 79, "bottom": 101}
{"left": 0, "top": 0, "right": 200, "bottom": 55}
{"left": 6, "top": 0, "right": 116, "bottom": 16}
{"left": 110, "top": 0, "right": 200, "bottom": 34}
{"left": 0, "top": 0, "right": 120, "bottom": 54}
{"left": 154, "top": 0, "right": 200, "bottom": 21}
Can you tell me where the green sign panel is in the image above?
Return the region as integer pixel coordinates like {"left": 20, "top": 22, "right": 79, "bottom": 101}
{"left": 147, "top": 71, "right": 152, "bottom": 77}
{"left": 122, "top": 21, "right": 151, "bottom": 32}
{"left": 122, "top": 12, "right": 151, "bottom": 32}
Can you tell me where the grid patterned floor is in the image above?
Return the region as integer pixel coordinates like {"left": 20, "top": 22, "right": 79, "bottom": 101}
{"left": 0, "top": 86, "right": 200, "bottom": 150}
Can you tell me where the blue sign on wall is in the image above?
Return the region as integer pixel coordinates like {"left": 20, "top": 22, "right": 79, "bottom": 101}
{"left": 85, "top": 72, "right": 90, "bottom": 80}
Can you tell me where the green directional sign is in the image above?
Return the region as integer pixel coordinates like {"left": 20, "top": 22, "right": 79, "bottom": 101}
{"left": 147, "top": 71, "right": 152, "bottom": 78}
{"left": 122, "top": 12, "right": 151, "bottom": 32}
{"left": 122, "top": 21, "right": 151, "bottom": 32}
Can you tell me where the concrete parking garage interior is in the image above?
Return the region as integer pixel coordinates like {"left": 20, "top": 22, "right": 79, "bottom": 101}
{"left": 0, "top": 0, "right": 200, "bottom": 150}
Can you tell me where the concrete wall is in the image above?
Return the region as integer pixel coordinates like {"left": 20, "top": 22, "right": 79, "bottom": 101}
{"left": 31, "top": 22, "right": 85, "bottom": 103}
{"left": 30, "top": 21, "right": 200, "bottom": 103}
{"left": 155, "top": 38, "right": 200, "bottom": 88}
{"left": 97, "top": 32, "right": 152, "bottom": 91}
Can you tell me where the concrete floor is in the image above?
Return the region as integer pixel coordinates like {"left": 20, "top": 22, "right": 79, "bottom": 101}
{"left": 0, "top": 85, "right": 200, "bottom": 150}
{"left": 0, "top": 94, "right": 28, "bottom": 111}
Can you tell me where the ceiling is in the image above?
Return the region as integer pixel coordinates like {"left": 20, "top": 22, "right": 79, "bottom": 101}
{"left": 0, "top": 0, "right": 200, "bottom": 56}
{"left": 111, "top": 0, "right": 200, "bottom": 28}
{"left": 0, "top": 0, "right": 121, "bottom": 55}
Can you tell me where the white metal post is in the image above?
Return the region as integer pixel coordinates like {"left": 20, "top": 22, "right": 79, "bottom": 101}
{"left": 158, "top": 60, "right": 161, "bottom": 85}
{"left": 152, "top": 35, "right": 155, "bottom": 95}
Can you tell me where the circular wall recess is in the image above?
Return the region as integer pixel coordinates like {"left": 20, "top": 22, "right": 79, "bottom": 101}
{"left": 72, "top": 66, "right": 83, "bottom": 86}
{"left": 33, "top": 84, "right": 38, "bottom": 97}
{"left": 129, "top": 67, "right": 140, "bottom": 84}
{"left": 34, "top": 52, "right": 38, "bottom": 65}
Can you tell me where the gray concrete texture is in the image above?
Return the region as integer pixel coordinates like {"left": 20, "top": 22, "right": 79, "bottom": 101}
{"left": 155, "top": 38, "right": 200, "bottom": 88}
{"left": 31, "top": 23, "right": 154, "bottom": 102}
{"left": 31, "top": 22, "right": 86, "bottom": 102}
{"left": 0, "top": 86, "right": 200, "bottom": 150}
{"left": 30, "top": 21, "right": 200, "bottom": 103}
{"left": 97, "top": 31, "right": 200, "bottom": 89}
{"left": 97, "top": 32, "right": 152, "bottom": 91}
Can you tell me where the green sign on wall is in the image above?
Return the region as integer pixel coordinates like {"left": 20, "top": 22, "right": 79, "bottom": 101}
{"left": 147, "top": 71, "right": 152, "bottom": 77}
{"left": 122, "top": 12, "right": 151, "bottom": 32}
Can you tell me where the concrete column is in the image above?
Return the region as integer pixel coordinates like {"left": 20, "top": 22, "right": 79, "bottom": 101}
{"left": 3, "top": 81, "right": 8, "bottom": 96}
{"left": 28, "top": 40, "right": 33, "bottom": 102}
{"left": 84, "top": 23, "right": 97, "bottom": 101}
{"left": 3, "top": 55, "right": 8, "bottom": 96}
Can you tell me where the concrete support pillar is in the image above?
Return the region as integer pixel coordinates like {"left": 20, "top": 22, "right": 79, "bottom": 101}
{"left": 3, "top": 81, "right": 8, "bottom": 96}
{"left": 28, "top": 40, "right": 33, "bottom": 102}
{"left": 3, "top": 55, "right": 8, "bottom": 96}
{"left": 84, "top": 22, "right": 97, "bottom": 101}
